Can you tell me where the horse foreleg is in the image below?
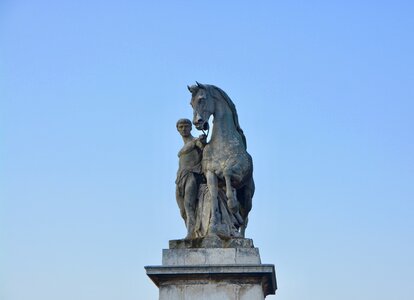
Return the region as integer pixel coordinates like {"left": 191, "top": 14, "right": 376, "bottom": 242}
{"left": 238, "top": 177, "right": 254, "bottom": 237}
{"left": 224, "top": 174, "right": 239, "bottom": 213}
{"left": 206, "top": 171, "right": 219, "bottom": 233}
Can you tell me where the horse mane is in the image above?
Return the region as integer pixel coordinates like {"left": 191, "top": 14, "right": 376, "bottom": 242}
{"left": 207, "top": 85, "right": 247, "bottom": 150}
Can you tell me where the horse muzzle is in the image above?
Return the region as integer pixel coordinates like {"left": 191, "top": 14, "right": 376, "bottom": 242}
{"left": 194, "top": 118, "right": 209, "bottom": 131}
{"left": 193, "top": 120, "right": 205, "bottom": 130}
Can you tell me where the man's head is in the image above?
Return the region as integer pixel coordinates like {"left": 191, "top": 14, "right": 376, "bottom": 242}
{"left": 176, "top": 118, "right": 192, "bottom": 137}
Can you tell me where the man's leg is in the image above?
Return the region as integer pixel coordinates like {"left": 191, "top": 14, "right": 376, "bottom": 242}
{"left": 184, "top": 174, "right": 197, "bottom": 239}
{"left": 176, "top": 186, "right": 186, "bottom": 222}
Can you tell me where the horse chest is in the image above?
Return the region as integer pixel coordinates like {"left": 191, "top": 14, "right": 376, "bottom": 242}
{"left": 202, "top": 144, "right": 248, "bottom": 175}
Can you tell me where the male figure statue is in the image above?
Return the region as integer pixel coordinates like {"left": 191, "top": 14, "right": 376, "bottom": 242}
{"left": 175, "top": 118, "right": 206, "bottom": 239}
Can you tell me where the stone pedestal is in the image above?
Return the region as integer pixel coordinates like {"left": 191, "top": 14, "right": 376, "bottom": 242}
{"left": 145, "top": 237, "right": 277, "bottom": 299}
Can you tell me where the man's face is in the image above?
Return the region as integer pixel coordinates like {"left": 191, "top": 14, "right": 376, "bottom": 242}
{"left": 177, "top": 123, "right": 192, "bottom": 137}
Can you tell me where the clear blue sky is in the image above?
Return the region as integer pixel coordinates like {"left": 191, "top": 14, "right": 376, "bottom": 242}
{"left": 1, "top": 1, "right": 413, "bottom": 299}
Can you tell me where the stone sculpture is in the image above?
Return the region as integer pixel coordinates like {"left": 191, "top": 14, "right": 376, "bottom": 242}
{"left": 175, "top": 118, "right": 206, "bottom": 239}
{"left": 146, "top": 83, "right": 276, "bottom": 300}
{"left": 175, "top": 82, "right": 254, "bottom": 239}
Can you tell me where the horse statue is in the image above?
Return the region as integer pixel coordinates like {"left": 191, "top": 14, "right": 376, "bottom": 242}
{"left": 188, "top": 82, "right": 255, "bottom": 237}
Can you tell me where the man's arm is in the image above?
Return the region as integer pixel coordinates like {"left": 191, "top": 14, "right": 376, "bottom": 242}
{"left": 195, "top": 134, "right": 207, "bottom": 150}
{"left": 178, "top": 139, "right": 197, "bottom": 157}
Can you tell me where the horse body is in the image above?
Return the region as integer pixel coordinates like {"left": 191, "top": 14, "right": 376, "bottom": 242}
{"left": 188, "top": 82, "right": 254, "bottom": 237}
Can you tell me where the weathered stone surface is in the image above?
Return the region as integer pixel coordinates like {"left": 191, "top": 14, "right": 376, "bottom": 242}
{"left": 146, "top": 244, "right": 277, "bottom": 299}
{"left": 145, "top": 264, "right": 276, "bottom": 299}
{"left": 159, "top": 282, "right": 264, "bottom": 300}
{"left": 169, "top": 236, "right": 254, "bottom": 249}
{"left": 162, "top": 248, "right": 261, "bottom": 266}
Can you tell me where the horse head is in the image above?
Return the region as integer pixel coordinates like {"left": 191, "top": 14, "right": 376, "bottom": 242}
{"left": 188, "top": 82, "right": 213, "bottom": 131}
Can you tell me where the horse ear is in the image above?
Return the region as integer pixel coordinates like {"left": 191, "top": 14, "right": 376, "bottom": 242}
{"left": 196, "top": 81, "right": 206, "bottom": 89}
{"left": 187, "top": 85, "right": 192, "bottom": 92}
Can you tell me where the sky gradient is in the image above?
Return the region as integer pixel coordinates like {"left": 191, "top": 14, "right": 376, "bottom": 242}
{"left": 1, "top": 1, "right": 414, "bottom": 299}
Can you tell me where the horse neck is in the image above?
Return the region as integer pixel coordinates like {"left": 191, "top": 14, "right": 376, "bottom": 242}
{"left": 210, "top": 98, "right": 241, "bottom": 144}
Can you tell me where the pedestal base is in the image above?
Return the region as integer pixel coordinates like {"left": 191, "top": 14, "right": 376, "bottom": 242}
{"left": 145, "top": 239, "right": 277, "bottom": 299}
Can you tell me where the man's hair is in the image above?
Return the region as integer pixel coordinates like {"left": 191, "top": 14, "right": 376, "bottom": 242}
{"left": 176, "top": 118, "right": 192, "bottom": 128}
